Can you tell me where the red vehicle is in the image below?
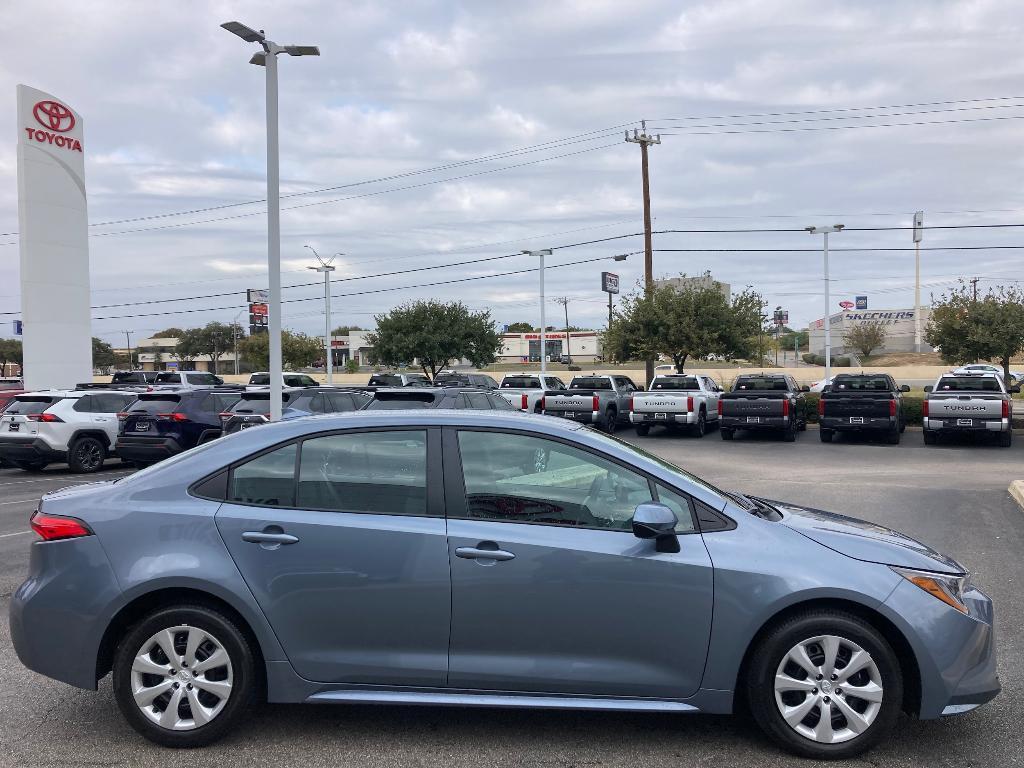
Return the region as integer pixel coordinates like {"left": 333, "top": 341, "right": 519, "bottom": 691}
{"left": 0, "top": 378, "right": 25, "bottom": 412}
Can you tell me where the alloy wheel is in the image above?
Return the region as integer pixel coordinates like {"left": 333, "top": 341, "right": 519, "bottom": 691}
{"left": 130, "top": 625, "right": 234, "bottom": 731}
{"left": 77, "top": 441, "right": 102, "bottom": 471}
{"left": 773, "top": 634, "right": 883, "bottom": 744}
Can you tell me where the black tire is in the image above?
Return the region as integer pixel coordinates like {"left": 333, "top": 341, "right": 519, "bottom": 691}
{"left": 635, "top": 424, "right": 650, "bottom": 437}
{"left": 604, "top": 407, "right": 617, "bottom": 434}
{"left": 819, "top": 429, "right": 833, "bottom": 443}
{"left": 112, "top": 604, "right": 257, "bottom": 748}
{"left": 899, "top": 419, "right": 906, "bottom": 434}
{"left": 690, "top": 409, "right": 707, "bottom": 438}
{"left": 886, "top": 426, "right": 900, "bottom": 445}
{"left": 130, "top": 461, "right": 153, "bottom": 469}
{"left": 11, "top": 460, "right": 48, "bottom": 472}
{"left": 68, "top": 436, "right": 105, "bottom": 473}
{"left": 783, "top": 422, "right": 797, "bottom": 442}
{"left": 998, "top": 430, "right": 1012, "bottom": 447}
{"left": 746, "top": 610, "right": 903, "bottom": 760}
{"left": 798, "top": 420, "right": 807, "bottom": 432}
{"left": 720, "top": 428, "right": 734, "bottom": 441}
{"left": 923, "top": 430, "right": 936, "bottom": 445}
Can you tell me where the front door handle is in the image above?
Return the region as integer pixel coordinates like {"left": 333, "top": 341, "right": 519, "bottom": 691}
{"left": 242, "top": 529, "right": 299, "bottom": 547}
{"left": 455, "top": 546, "right": 515, "bottom": 562}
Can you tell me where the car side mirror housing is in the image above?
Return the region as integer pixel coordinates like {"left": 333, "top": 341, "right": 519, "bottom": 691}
{"left": 800, "top": 385, "right": 810, "bottom": 392}
{"left": 1011, "top": 385, "right": 1021, "bottom": 394}
{"left": 632, "top": 503, "right": 680, "bottom": 553}
{"left": 900, "top": 384, "right": 911, "bottom": 392}
{"left": 821, "top": 385, "right": 831, "bottom": 393}
{"left": 214, "top": 376, "right": 224, "bottom": 385}
{"left": 924, "top": 385, "right": 933, "bottom": 393}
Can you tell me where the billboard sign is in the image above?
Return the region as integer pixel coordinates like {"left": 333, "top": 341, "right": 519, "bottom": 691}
{"left": 17, "top": 85, "right": 91, "bottom": 390}
{"left": 839, "top": 300, "right": 855, "bottom": 310}
{"left": 247, "top": 288, "right": 268, "bottom": 303}
{"left": 601, "top": 272, "right": 620, "bottom": 294}
{"left": 855, "top": 296, "right": 868, "bottom": 310}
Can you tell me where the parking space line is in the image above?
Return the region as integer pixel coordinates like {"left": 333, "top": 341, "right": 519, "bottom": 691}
{"left": 0, "top": 498, "right": 40, "bottom": 507}
{"left": 0, "top": 530, "right": 30, "bottom": 538}
{"left": 0, "top": 470, "right": 133, "bottom": 487}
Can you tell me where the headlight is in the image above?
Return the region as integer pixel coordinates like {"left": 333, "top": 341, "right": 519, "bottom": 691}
{"left": 891, "top": 566, "right": 970, "bottom": 614}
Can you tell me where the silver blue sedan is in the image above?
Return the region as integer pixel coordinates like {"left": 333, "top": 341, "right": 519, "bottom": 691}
{"left": 9, "top": 411, "right": 998, "bottom": 759}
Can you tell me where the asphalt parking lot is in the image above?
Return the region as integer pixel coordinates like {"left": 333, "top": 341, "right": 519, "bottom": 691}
{"left": 1, "top": 429, "right": 1022, "bottom": 768}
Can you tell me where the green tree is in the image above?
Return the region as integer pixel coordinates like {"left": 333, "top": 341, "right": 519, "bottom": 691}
{"left": 196, "top": 321, "right": 236, "bottom": 374}
{"left": 331, "top": 325, "right": 365, "bottom": 336}
{"left": 604, "top": 277, "right": 762, "bottom": 372}
{"left": 92, "top": 337, "right": 116, "bottom": 370}
{"left": 238, "top": 330, "right": 324, "bottom": 370}
{"left": 505, "top": 321, "right": 534, "bottom": 333}
{"left": 844, "top": 321, "right": 888, "bottom": 359}
{"left": 152, "top": 327, "right": 186, "bottom": 338}
{"left": 173, "top": 328, "right": 204, "bottom": 370}
{"left": 369, "top": 300, "right": 502, "bottom": 379}
{"left": 926, "top": 283, "right": 1024, "bottom": 381}
{"left": 0, "top": 338, "right": 24, "bottom": 375}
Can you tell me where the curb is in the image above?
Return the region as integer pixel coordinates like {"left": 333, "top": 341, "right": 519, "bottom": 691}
{"left": 1010, "top": 481, "right": 1024, "bottom": 511}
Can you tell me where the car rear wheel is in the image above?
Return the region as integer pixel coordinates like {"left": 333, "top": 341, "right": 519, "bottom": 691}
{"left": 746, "top": 611, "right": 902, "bottom": 760}
{"left": 11, "top": 460, "right": 48, "bottom": 472}
{"left": 635, "top": 424, "right": 650, "bottom": 437}
{"left": 783, "top": 422, "right": 797, "bottom": 442}
{"left": 923, "top": 430, "right": 936, "bottom": 445}
{"left": 998, "top": 430, "right": 1012, "bottom": 447}
{"left": 886, "top": 426, "right": 900, "bottom": 445}
{"left": 113, "top": 605, "right": 256, "bottom": 747}
{"left": 819, "top": 429, "right": 833, "bottom": 443}
{"left": 690, "top": 410, "right": 707, "bottom": 437}
{"left": 720, "top": 428, "right": 734, "bottom": 440}
{"left": 604, "top": 407, "right": 617, "bottom": 434}
{"left": 68, "top": 436, "right": 105, "bottom": 473}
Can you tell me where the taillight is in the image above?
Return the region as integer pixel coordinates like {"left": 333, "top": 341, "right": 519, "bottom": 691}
{"left": 922, "top": 400, "right": 929, "bottom": 417}
{"left": 686, "top": 396, "right": 693, "bottom": 412}
{"left": 539, "top": 397, "right": 545, "bottom": 411}
{"left": 219, "top": 412, "right": 233, "bottom": 421}
{"left": 521, "top": 394, "right": 528, "bottom": 410}
{"left": 30, "top": 511, "right": 92, "bottom": 541}
{"left": 1003, "top": 399, "right": 1010, "bottom": 419}
{"left": 889, "top": 399, "right": 897, "bottom": 417}
{"left": 818, "top": 398, "right": 825, "bottom": 416}
{"left": 628, "top": 396, "right": 634, "bottom": 412}
{"left": 717, "top": 400, "right": 723, "bottom": 416}
{"left": 157, "top": 412, "right": 188, "bottom": 422}
{"left": 782, "top": 398, "right": 790, "bottom": 417}
{"left": 117, "top": 412, "right": 130, "bottom": 421}
{"left": 28, "top": 412, "right": 63, "bottom": 423}
{"left": 592, "top": 395, "right": 599, "bottom": 411}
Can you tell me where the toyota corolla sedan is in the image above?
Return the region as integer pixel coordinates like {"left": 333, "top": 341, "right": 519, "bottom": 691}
{"left": 10, "top": 411, "right": 997, "bottom": 759}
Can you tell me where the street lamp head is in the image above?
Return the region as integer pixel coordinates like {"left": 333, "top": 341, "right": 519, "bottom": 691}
{"left": 613, "top": 253, "right": 628, "bottom": 261}
{"left": 221, "top": 21, "right": 265, "bottom": 43}
{"left": 522, "top": 249, "right": 552, "bottom": 256}
{"left": 284, "top": 45, "right": 320, "bottom": 56}
{"left": 806, "top": 224, "right": 844, "bottom": 234}
{"left": 249, "top": 52, "right": 267, "bottom": 67}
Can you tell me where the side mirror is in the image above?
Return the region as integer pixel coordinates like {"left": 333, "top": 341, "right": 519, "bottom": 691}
{"left": 800, "top": 385, "right": 810, "bottom": 392}
{"left": 632, "top": 503, "right": 680, "bottom": 553}
{"left": 1011, "top": 385, "right": 1021, "bottom": 394}
{"left": 821, "top": 385, "right": 831, "bottom": 393}
{"left": 214, "top": 376, "right": 224, "bottom": 385}
{"left": 900, "top": 384, "right": 910, "bottom": 392}
{"left": 924, "top": 385, "right": 933, "bottom": 393}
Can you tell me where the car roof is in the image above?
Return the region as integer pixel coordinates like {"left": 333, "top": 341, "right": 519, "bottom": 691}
{"left": 371, "top": 386, "right": 492, "bottom": 394}
{"left": 17, "top": 389, "right": 124, "bottom": 398}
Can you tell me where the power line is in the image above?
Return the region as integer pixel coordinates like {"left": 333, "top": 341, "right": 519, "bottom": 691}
{"left": 657, "top": 113, "right": 1024, "bottom": 137}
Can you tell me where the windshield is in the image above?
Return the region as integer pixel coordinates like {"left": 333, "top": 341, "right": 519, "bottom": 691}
{"left": 127, "top": 396, "right": 181, "bottom": 414}
{"left": 935, "top": 376, "right": 1002, "bottom": 392}
{"left": 434, "top": 374, "right": 467, "bottom": 385}
{"left": 501, "top": 376, "right": 541, "bottom": 389}
{"left": 831, "top": 376, "right": 891, "bottom": 391}
{"left": 570, "top": 377, "right": 612, "bottom": 390}
{"left": 111, "top": 372, "right": 143, "bottom": 383}
{"left": 369, "top": 374, "right": 401, "bottom": 386}
{"left": 734, "top": 377, "right": 788, "bottom": 391}
{"left": 651, "top": 377, "right": 700, "bottom": 391}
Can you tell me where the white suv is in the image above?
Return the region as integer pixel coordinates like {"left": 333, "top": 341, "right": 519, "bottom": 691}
{"left": 0, "top": 390, "right": 138, "bottom": 473}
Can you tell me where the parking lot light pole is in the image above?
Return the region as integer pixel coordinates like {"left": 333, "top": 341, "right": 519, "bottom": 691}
{"left": 523, "top": 249, "right": 552, "bottom": 372}
{"left": 305, "top": 246, "right": 338, "bottom": 385}
{"left": 221, "top": 21, "right": 319, "bottom": 420}
{"left": 806, "top": 225, "right": 844, "bottom": 387}
{"left": 232, "top": 308, "right": 245, "bottom": 376}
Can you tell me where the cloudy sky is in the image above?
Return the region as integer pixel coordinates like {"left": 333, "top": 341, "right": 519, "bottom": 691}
{"left": 2, "top": 0, "right": 1024, "bottom": 346}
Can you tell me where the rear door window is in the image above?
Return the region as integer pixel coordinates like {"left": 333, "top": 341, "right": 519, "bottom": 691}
{"left": 155, "top": 372, "right": 182, "bottom": 385}
{"left": 97, "top": 393, "right": 137, "bottom": 413}
{"left": 187, "top": 373, "right": 218, "bottom": 386}
{"left": 502, "top": 376, "right": 542, "bottom": 389}
{"left": 73, "top": 395, "right": 99, "bottom": 413}
{"left": 249, "top": 374, "right": 270, "bottom": 386}
{"left": 230, "top": 444, "right": 298, "bottom": 507}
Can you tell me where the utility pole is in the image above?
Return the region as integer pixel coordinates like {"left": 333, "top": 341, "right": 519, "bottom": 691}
{"left": 232, "top": 308, "right": 245, "bottom": 376}
{"left": 124, "top": 330, "right": 133, "bottom": 370}
{"left": 556, "top": 297, "right": 572, "bottom": 363}
{"left": 626, "top": 121, "right": 660, "bottom": 387}
{"left": 913, "top": 211, "right": 923, "bottom": 352}
{"left": 523, "top": 249, "right": 552, "bottom": 372}
{"left": 970, "top": 277, "right": 980, "bottom": 302}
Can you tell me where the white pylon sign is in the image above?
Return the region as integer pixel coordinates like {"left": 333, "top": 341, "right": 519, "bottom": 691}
{"left": 16, "top": 84, "right": 92, "bottom": 389}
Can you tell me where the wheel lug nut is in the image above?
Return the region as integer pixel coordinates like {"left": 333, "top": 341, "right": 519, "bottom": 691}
{"left": 831, "top": 674, "right": 838, "bottom": 681}
{"left": 187, "top": 683, "right": 193, "bottom": 690}
{"left": 173, "top": 682, "right": 179, "bottom": 689}
{"left": 836, "top": 688, "right": 842, "bottom": 695}
{"left": 170, "top": 669, "right": 176, "bottom": 675}
{"left": 812, "top": 688, "right": 818, "bottom": 694}
{"left": 816, "top": 674, "right": 823, "bottom": 681}
{"left": 823, "top": 696, "right": 831, "bottom": 704}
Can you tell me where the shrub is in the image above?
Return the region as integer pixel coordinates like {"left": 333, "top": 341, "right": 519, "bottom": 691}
{"left": 832, "top": 356, "right": 852, "bottom": 367}
{"left": 344, "top": 359, "right": 359, "bottom": 374}
{"left": 802, "top": 353, "right": 818, "bottom": 365}
{"left": 567, "top": 364, "right": 582, "bottom": 371}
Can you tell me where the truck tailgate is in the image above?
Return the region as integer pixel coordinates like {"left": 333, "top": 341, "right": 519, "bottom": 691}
{"left": 721, "top": 395, "right": 786, "bottom": 417}
{"left": 928, "top": 395, "right": 1005, "bottom": 419}
{"left": 543, "top": 393, "right": 595, "bottom": 412}
{"left": 632, "top": 393, "right": 690, "bottom": 414}
{"left": 823, "top": 395, "right": 892, "bottom": 418}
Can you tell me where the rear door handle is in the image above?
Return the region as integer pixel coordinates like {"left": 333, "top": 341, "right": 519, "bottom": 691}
{"left": 455, "top": 546, "right": 515, "bottom": 562}
{"left": 242, "top": 530, "right": 299, "bottom": 546}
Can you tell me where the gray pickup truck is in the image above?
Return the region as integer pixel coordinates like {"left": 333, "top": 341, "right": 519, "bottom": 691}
{"left": 542, "top": 374, "right": 639, "bottom": 433}
{"left": 718, "top": 373, "right": 808, "bottom": 442}
{"left": 923, "top": 372, "right": 1017, "bottom": 446}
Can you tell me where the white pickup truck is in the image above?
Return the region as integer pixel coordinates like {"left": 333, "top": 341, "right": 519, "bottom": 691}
{"left": 629, "top": 374, "right": 722, "bottom": 437}
{"left": 497, "top": 373, "right": 568, "bottom": 412}
{"left": 923, "top": 372, "right": 1018, "bottom": 446}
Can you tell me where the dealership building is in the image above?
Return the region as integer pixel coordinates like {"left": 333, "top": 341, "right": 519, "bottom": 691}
{"left": 807, "top": 308, "right": 934, "bottom": 356}
{"left": 498, "top": 331, "right": 602, "bottom": 363}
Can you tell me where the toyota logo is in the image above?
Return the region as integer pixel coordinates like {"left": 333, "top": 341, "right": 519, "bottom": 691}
{"left": 33, "top": 100, "right": 75, "bottom": 133}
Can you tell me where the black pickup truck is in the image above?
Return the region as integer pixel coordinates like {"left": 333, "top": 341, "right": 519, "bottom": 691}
{"left": 718, "top": 373, "right": 808, "bottom": 442}
{"left": 818, "top": 373, "right": 910, "bottom": 444}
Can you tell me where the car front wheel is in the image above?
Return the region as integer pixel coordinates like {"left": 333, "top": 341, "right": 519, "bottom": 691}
{"left": 746, "top": 611, "right": 902, "bottom": 760}
{"left": 113, "top": 605, "right": 256, "bottom": 747}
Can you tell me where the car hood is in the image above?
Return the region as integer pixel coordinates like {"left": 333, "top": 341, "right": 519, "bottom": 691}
{"left": 770, "top": 500, "right": 964, "bottom": 574}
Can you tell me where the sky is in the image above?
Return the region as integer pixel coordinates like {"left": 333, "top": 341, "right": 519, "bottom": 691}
{"left": 2, "top": 0, "right": 1024, "bottom": 346}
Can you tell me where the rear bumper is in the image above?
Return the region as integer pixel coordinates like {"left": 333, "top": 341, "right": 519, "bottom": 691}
{"left": 821, "top": 415, "right": 894, "bottom": 432}
{"left": 720, "top": 415, "right": 788, "bottom": 430}
{"left": 546, "top": 410, "right": 599, "bottom": 424}
{"left": 0, "top": 436, "right": 66, "bottom": 463}
{"left": 114, "top": 435, "right": 183, "bottom": 461}
{"left": 630, "top": 412, "right": 694, "bottom": 425}
{"left": 923, "top": 417, "right": 1008, "bottom": 432}
{"left": 881, "top": 580, "right": 1000, "bottom": 720}
{"left": 10, "top": 536, "right": 122, "bottom": 690}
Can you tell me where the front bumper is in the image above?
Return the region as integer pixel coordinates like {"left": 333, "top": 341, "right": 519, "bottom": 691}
{"left": 924, "top": 417, "right": 1008, "bottom": 433}
{"left": 114, "top": 435, "right": 183, "bottom": 461}
{"left": 882, "top": 579, "right": 1000, "bottom": 719}
{"left": 630, "top": 412, "right": 694, "bottom": 425}
{"left": 821, "top": 415, "right": 894, "bottom": 432}
{"left": 0, "top": 436, "right": 66, "bottom": 463}
{"left": 10, "top": 536, "right": 122, "bottom": 690}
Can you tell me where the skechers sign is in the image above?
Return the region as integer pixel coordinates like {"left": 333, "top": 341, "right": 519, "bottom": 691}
{"left": 24, "top": 100, "right": 82, "bottom": 152}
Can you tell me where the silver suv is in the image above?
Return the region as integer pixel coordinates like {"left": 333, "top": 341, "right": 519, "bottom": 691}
{"left": 0, "top": 390, "right": 138, "bottom": 472}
